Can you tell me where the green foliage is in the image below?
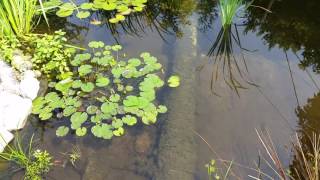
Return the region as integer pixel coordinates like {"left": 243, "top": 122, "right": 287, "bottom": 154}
{"left": 0, "top": 0, "right": 37, "bottom": 38}
{"left": 28, "top": 30, "right": 76, "bottom": 80}
{"left": 55, "top": 0, "right": 147, "bottom": 23}
{"left": 167, "top": 75, "right": 180, "bottom": 87}
{"left": 219, "top": 0, "right": 248, "bottom": 28}
{"left": 0, "top": 136, "right": 53, "bottom": 180}
{"left": 205, "top": 160, "right": 221, "bottom": 180}
{"left": 32, "top": 41, "right": 179, "bottom": 140}
{"left": 25, "top": 150, "right": 52, "bottom": 180}
{"left": 0, "top": 30, "right": 76, "bottom": 80}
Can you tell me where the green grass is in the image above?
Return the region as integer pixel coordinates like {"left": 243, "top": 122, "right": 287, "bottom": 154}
{"left": 0, "top": 0, "right": 51, "bottom": 39}
{"left": 0, "top": 135, "right": 53, "bottom": 180}
{"left": 219, "top": 0, "right": 247, "bottom": 28}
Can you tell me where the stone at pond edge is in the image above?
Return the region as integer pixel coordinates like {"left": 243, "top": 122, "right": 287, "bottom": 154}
{"left": 0, "top": 127, "right": 14, "bottom": 152}
{"left": 0, "top": 92, "right": 32, "bottom": 131}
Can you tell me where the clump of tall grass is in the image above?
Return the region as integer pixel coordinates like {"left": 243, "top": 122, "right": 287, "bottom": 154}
{"left": 253, "top": 130, "right": 320, "bottom": 180}
{"left": 203, "top": 0, "right": 255, "bottom": 95}
{"left": 0, "top": 0, "right": 51, "bottom": 39}
{"left": 219, "top": 0, "right": 247, "bottom": 29}
{"left": 0, "top": 0, "right": 38, "bottom": 38}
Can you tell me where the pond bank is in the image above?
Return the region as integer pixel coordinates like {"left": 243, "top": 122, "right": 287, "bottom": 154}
{"left": 0, "top": 54, "right": 40, "bottom": 152}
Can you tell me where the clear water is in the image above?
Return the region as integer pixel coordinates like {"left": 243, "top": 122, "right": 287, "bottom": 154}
{"left": 2, "top": 0, "right": 320, "bottom": 179}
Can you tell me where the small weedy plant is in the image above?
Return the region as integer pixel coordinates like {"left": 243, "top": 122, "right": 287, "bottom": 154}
{"left": 32, "top": 41, "right": 180, "bottom": 139}
{"left": 55, "top": 0, "right": 148, "bottom": 24}
{"left": 0, "top": 135, "right": 53, "bottom": 180}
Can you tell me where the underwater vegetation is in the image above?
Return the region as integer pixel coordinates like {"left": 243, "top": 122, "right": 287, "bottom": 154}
{"left": 32, "top": 41, "right": 179, "bottom": 139}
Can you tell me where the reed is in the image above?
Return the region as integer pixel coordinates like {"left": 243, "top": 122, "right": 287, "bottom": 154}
{"left": 0, "top": 0, "right": 45, "bottom": 39}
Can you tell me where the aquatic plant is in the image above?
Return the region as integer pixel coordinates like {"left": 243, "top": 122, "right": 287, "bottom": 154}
{"left": 32, "top": 41, "right": 179, "bottom": 139}
{"left": 218, "top": 0, "right": 249, "bottom": 29}
{"left": 55, "top": 0, "right": 147, "bottom": 23}
{"left": 0, "top": 135, "right": 53, "bottom": 180}
{"left": 0, "top": 0, "right": 51, "bottom": 39}
{"left": 251, "top": 130, "right": 320, "bottom": 180}
{"left": 0, "top": 30, "right": 77, "bottom": 80}
{"left": 203, "top": 0, "right": 255, "bottom": 95}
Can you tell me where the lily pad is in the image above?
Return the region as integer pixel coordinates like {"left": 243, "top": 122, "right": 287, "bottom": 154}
{"left": 56, "top": 126, "right": 69, "bottom": 137}
{"left": 168, "top": 75, "right": 180, "bottom": 87}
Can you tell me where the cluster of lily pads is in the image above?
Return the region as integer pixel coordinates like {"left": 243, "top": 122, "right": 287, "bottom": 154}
{"left": 32, "top": 41, "right": 180, "bottom": 139}
{"left": 56, "top": 0, "right": 148, "bottom": 23}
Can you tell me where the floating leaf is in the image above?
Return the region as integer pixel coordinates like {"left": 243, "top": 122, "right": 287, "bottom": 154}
{"left": 96, "top": 77, "right": 110, "bottom": 87}
{"left": 112, "top": 119, "right": 123, "bottom": 129}
{"left": 76, "top": 127, "right": 87, "bottom": 136}
{"left": 109, "top": 94, "right": 120, "bottom": 102}
{"left": 122, "top": 115, "right": 137, "bottom": 126}
{"left": 56, "top": 126, "right": 69, "bottom": 137}
{"left": 87, "top": 105, "right": 98, "bottom": 114}
{"left": 63, "top": 106, "right": 77, "bottom": 116}
{"left": 91, "top": 124, "right": 113, "bottom": 139}
{"left": 78, "top": 65, "right": 92, "bottom": 76}
{"left": 113, "top": 127, "right": 124, "bottom": 136}
{"left": 76, "top": 11, "right": 90, "bottom": 19}
{"left": 157, "top": 105, "right": 168, "bottom": 113}
{"left": 81, "top": 82, "right": 95, "bottom": 92}
{"left": 88, "top": 41, "right": 104, "bottom": 48}
{"left": 71, "top": 112, "right": 88, "bottom": 130}
{"left": 168, "top": 75, "right": 180, "bottom": 87}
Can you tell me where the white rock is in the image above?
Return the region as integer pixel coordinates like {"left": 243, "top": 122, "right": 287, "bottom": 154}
{"left": 0, "top": 92, "right": 32, "bottom": 131}
{"left": 0, "top": 127, "right": 14, "bottom": 152}
{"left": 20, "top": 70, "right": 39, "bottom": 100}
{"left": 0, "top": 61, "right": 20, "bottom": 94}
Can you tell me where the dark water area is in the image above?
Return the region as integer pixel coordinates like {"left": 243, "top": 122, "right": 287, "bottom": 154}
{"left": 2, "top": 0, "right": 320, "bottom": 179}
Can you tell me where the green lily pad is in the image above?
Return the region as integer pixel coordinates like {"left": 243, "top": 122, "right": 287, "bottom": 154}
{"left": 113, "top": 127, "right": 124, "bottom": 136}
{"left": 168, "top": 75, "right": 180, "bottom": 87}
{"left": 56, "top": 126, "right": 69, "bottom": 137}
{"left": 112, "top": 118, "right": 123, "bottom": 129}
{"left": 78, "top": 65, "right": 92, "bottom": 76}
{"left": 76, "top": 11, "right": 90, "bottom": 19}
{"left": 87, "top": 105, "right": 98, "bottom": 114}
{"left": 81, "top": 82, "right": 95, "bottom": 92}
{"left": 157, "top": 105, "right": 168, "bottom": 113}
{"left": 96, "top": 77, "right": 110, "bottom": 87}
{"left": 76, "top": 127, "right": 87, "bottom": 136}
{"left": 122, "top": 115, "right": 137, "bottom": 126}
{"left": 71, "top": 112, "right": 88, "bottom": 130}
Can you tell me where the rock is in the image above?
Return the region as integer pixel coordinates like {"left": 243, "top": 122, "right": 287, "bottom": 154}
{"left": 0, "top": 92, "right": 32, "bottom": 131}
{"left": 0, "top": 57, "right": 40, "bottom": 152}
{"left": 12, "top": 52, "right": 32, "bottom": 72}
{"left": 19, "top": 70, "right": 39, "bottom": 100}
{"left": 0, "top": 127, "right": 14, "bottom": 152}
{"left": 0, "top": 61, "right": 20, "bottom": 94}
{"left": 135, "top": 132, "right": 152, "bottom": 154}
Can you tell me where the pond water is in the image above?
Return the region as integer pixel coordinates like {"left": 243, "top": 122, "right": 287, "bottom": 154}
{"left": 2, "top": 0, "right": 320, "bottom": 179}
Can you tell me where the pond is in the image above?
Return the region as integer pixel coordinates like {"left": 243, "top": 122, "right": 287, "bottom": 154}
{"left": 1, "top": 0, "right": 320, "bottom": 179}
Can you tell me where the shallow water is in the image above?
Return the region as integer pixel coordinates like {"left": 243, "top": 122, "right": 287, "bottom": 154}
{"left": 2, "top": 0, "right": 320, "bottom": 179}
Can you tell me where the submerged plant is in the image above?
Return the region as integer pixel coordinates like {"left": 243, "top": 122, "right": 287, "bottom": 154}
{"left": 0, "top": 135, "right": 53, "bottom": 180}
{"left": 32, "top": 41, "right": 179, "bottom": 139}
